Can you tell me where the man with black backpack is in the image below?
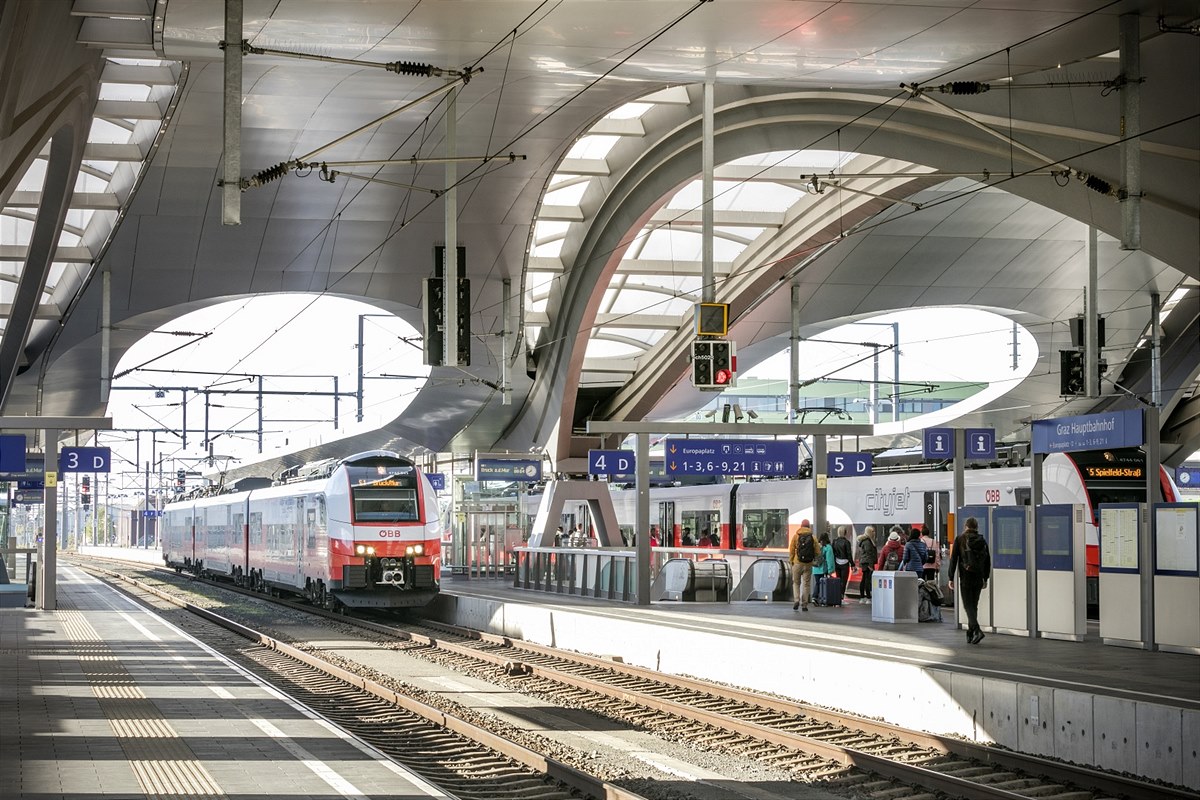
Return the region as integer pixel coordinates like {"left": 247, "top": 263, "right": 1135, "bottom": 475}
{"left": 948, "top": 516, "right": 992, "bottom": 645}
{"left": 789, "top": 519, "right": 816, "bottom": 612}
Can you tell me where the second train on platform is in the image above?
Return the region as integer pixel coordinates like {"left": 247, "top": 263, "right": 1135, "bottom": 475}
{"left": 162, "top": 450, "right": 441, "bottom": 609}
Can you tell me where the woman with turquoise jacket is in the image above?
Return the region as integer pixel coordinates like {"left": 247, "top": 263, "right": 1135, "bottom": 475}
{"left": 811, "top": 531, "right": 835, "bottom": 603}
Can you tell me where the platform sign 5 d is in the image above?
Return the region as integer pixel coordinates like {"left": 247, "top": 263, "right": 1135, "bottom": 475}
{"left": 828, "top": 452, "right": 872, "bottom": 477}
{"left": 589, "top": 450, "right": 635, "bottom": 476}
{"left": 665, "top": 439, "right": 797, "bottom": 476}
{"left": 59, "top": 447, "right": 112, "bottom": 473}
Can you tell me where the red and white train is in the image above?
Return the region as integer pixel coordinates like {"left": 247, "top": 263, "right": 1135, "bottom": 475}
{"left": 162, "top": 451, "right": 441, "bottom": 609}
{"left": 548, "top": 447, "right": 1178, "bottom": 598}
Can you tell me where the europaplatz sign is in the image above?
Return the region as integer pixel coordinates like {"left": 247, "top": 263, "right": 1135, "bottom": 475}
{"left": 665, "top": 439, "right": 797, "bottom": 476}
{"left": 1031, "top": 409, "right": 1144, "bottom": 454}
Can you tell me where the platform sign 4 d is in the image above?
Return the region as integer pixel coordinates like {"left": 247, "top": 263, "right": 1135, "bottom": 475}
{"left": 589, "top": 450, "right": 635, "bottom": 477}
{"left": 59, "top": 446, "right": 112, "bottom": 473}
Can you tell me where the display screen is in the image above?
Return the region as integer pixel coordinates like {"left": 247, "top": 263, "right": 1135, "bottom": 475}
{"left": 995, "top": 515, "right": 1024, "bottom": 556}
{"left": 1083, "top": 465, "right": 1144, "bottom": 479}
{"left": 1039, "top": 513, "right": 1072, "bottom": 557}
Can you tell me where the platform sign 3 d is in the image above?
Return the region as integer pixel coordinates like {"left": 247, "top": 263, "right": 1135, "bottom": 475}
{"left": 966, "top": 428, "right": 996, "bottom": 460}
{"left": 589, "top": 449, "right": 636, "bottom": 476}
{"left": 59, "top": 446, "right": 112, "bottom": 473}
{"left": 665, "top": 439, "right": 797, "bottom": 476}
{"left": 828, "top": 452, "right": 873, "bottom": 477}
{"left": 923, "top": 428, "right": 953, "bottom": 459}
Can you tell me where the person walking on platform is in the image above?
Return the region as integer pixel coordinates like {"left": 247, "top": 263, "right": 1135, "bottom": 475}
{"left": 856, "top": 526, "right": 878, "bottom": 603}
{"left": 811, "top": 532, "right": 835, "bottom": 604}
{"left": 832, "top": 526, "right": 853, "bottom": 588}
{"left": 920, "top": 527, "right": 941, "bottom": 582}
{"left": 876, "top": 527, "right": 905, "bottom": 572}
{"left": 948, "top": 516, "right": 992, "bottom": 645}
{"left": 789, "top": 520, "right": 816, "bottom": 611}
{"left": 899, "top": 529, "right": 927, "bottom": 576}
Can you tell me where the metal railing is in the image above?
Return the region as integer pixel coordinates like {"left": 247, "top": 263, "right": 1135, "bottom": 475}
{"left": 513, "top": 547, "right": 636, "bottom": 601}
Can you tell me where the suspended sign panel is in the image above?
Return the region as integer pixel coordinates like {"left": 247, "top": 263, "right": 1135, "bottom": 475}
{"left": 665, "top": 439, "right": 797, "bottom": 477}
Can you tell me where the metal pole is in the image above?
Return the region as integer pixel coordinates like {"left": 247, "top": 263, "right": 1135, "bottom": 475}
{"left": 1030, "top": 451, "right": 1044, "bottom": 639}
{"left": 870, "top": 345, "right": 880, "bottom": 425}
{"left": 221, "top": 0, "right": 243, "bottom": 225}
{"left": 181, "top": 388, "right": 188, "bottom": 449}
{"left": 443, "top": 86, "right": 459, "bottom": 366}
{"left": 1142, "top": 405, "right": 1159, "bottom": 649}
{"left": 789, "top": 284, "right": 800, "bottom": 421}
{"left": 257, "top": 376, "right": 264, "bottom": 452}
{"left": 1086, "top": 226, "right": 1099, "bottom": 397}
{"left": 333, "top": 376, "right": 339, "bottom": 429}
{"left": 39, "top": 429, "right": 59, "bottom": 610}
{"left": 357, "top": 315, "right": 365, "bottom": 422}
{"left": 100, "top": 270, "right": 111, "bottom": 403}
{"left": 891, "top": 322, "right": 900, "bottom": 422}
{"left": 1150, "top": 292, "right": 1161, "bottom": 407}
{"left": 812, "top": 435, "right": 827, "bottom": 539}
{"left": 636, "top": 432, "right": 650, "bottom": 606}
{"left": 701, "top": 81, "right": 714, "bottom": 303}
{"left": 501, "top": 278, "right": 512, "bottom": 405}
{"left": 1119, "top": 13, "right": 1141, "bottom": 250}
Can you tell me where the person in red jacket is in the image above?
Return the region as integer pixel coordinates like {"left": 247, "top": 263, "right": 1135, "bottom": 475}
{"left": 876, "top": 527, "right": 905, "bottom": 571}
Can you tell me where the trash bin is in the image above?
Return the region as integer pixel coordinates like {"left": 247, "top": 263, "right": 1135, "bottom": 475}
{"left": 871, "top": 570, "right": 919, "bottom": 623}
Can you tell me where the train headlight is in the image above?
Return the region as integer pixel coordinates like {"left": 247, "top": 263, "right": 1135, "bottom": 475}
{"left": 355, "top": 544, "right": 366, "bottom": 555}
{"left": 366, "top": 546, "right": 376, "bottom": 555}
{"left": 413, "top": 544, "right": 423, "bottom": 555}
{"left": 405, "top": 545, "right": 414, "bottom": 556}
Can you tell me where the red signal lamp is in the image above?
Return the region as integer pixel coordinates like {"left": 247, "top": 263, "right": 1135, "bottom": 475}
{"left": 714, "top": 368, "right": 732, "bottom": 385}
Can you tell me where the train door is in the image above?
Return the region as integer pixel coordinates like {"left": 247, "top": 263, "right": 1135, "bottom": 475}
{"left": 657, "top": 501, "right": 675, "bottom": 547}
{"left": 924, "top": 491, "right": 950, "bottom": 583}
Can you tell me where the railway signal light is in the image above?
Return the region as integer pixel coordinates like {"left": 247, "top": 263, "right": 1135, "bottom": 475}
{"left": 423, "top": 246, "right": 471, "bottom": 367}
{"left": 81, "top": 476, "right": 90, "bottom": 507}
{"left": 691, "top": 339, "right": 736, "bottom": 390}
{"left": 1059, "top": 349, "right": 1084, "bottom": 396}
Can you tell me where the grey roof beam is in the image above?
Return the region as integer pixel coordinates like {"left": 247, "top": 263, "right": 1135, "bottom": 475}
{"left": 525, "top": 311, "right": 684, "bottom": 329}
{"left": 647, "top": 208, "right": 783, "bottom": 228}
{"left": 84, "top": 142, "right": 144, "bottom": 161}
{"left": 94, "top": 99, "right": 163, "bottom": 120}
{"left": 71, "top": 0, "right": 153, "bottom": 19}
{"left": 76, "top": 17, "right": 153, "bottom": 49}
{"left": 0, "top": 245, "right": 94, "bottom": 263}
{"left": 101, "top": 63, "right": 174, "bottom": 85}
{"left": 6, "top": 191, "right": 120, "bottom": 210}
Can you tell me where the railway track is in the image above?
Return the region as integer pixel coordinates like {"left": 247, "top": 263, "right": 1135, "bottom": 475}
{"left": 78, "top": 556, "right": 1192, "bottom": 800}
{"left": 74, "top": 561, "right": 647, "bottom": 800}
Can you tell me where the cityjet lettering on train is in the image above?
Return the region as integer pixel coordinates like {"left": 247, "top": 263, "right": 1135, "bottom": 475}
{"left": 864, "top": 487, "right": 911, "bottom": 516}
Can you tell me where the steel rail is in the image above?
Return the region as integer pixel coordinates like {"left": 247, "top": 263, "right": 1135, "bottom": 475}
{"left": 80, "top": 564, "right": 649, "bottom": 800}
{"left": 426, "top": 620, "right": 1193, "bottom": 800}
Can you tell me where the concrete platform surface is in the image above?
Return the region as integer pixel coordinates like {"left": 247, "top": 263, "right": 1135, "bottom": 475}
{"left": 0, "top": 564, "right": 453, "bottom": 800}
{"left": 432, "top": 575, "right": 1200, "bottom": 791}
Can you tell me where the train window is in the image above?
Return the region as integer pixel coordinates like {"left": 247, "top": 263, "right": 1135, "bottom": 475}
{"left": 232, "top": 513, "right": 244, "bottom": 546}
{"left": 306, "top": 508, "right": 317, "bottom": 549}
{"left": 681, "top": 510, "right": 720, "bottom": 546}
{"left": 743, "top": 509, "right": 789, "bottom": 549}
{"left": 353, "top": 486, "right": 419, "bottom": 522}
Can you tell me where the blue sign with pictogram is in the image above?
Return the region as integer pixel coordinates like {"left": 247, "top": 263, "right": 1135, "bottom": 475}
{"left": 476, "top": 458, "right": 542, "bottom": 482}
{"left": 665, "top": 439, "right": 797, "bottom": 476}
{"left": 0, "top": 434, "right": 26, "bottom": 473}
{"left": 828, "top": 452, "right": 872, "bottom": 477}
{"left": 1031, "top": 409, "right": 1144, "bottom": 454}
{"left": 427, "top": 474, "right": 445, "bottom": 491}
{"left": 1176, "top": 467, "right": 1200, "bottom": 488}
{"left": 965, "top": 428, "right": 996, "bottom": 460}
{"left": 59, "top": 446, "right": 112, "bottom": 473}
{"left": 923, "top": 428, "right": 953, "bottom": 459}
{"left": 589, "top": 450, "right": 636, "bottom": 476}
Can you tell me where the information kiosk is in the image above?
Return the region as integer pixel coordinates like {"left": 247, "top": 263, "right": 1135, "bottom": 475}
{"left": 1098, "top": 503, "right": 1145, "bottom": 647}
{"left": 991, "top": 506, "right": 1031, "bottom": 635}
{"left": 1152, "top": 503, "right": 1199, "bottom": 654}
{"left": 955, "top": 505, "right": 994, "bottom": 635}
{"left": 1035, "top": 504, "right": 1087, "bottom": 641}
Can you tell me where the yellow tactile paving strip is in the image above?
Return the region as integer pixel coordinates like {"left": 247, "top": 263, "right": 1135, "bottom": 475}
{"left": 57, "top": 609, "right": 227, "bottom": 799}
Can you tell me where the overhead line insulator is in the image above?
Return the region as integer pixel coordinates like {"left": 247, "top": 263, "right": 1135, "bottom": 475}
{"left": 937, "top": 81, "right": 990, "bottom": 95}
{"left": 247, "top": 161, "right": 293, "bottom": 187}
{"left": 386, "top": 61, "right": 436, "bottom": 77}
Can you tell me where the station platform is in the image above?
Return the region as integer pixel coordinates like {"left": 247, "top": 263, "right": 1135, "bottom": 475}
{"left": 432, "top": 573, "right": 1200, "bottom": 792}
{"left": 0, "top": 562, "right": 453, "bottom": 800}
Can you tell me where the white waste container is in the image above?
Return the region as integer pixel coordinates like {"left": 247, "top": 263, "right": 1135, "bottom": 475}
{"left": 871, "top": 571, "right": 919, "bottom": 623}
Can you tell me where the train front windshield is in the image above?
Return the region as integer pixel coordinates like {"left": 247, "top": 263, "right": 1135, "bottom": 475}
{"left": 348, "top": 466, "right": 420, "bottom": 523}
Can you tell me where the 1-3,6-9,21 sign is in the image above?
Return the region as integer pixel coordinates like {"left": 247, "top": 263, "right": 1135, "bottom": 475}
{"left": 665, "top": 439, "right": 797, "bottom": 476}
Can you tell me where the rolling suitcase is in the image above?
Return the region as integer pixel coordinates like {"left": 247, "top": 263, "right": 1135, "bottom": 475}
{"left": 816, "top": 575, "right": 844, "bottom": 606}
